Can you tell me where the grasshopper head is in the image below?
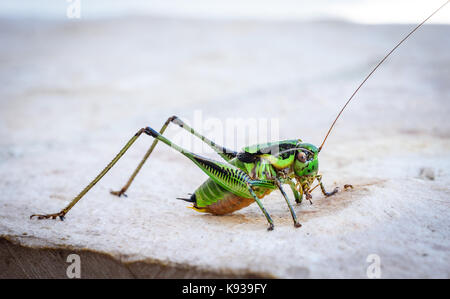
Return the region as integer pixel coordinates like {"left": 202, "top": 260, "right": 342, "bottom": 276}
{"left": 293, "top": 143, "right": 319, "bottom": 178}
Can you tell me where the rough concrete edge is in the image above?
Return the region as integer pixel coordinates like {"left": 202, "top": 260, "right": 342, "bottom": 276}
{"left": 0, "top": 236, "right": 275, "bottom": 279}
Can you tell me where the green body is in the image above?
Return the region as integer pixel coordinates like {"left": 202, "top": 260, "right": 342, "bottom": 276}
{"left": 31, "top": 116, "right": 338, "bottom": 230}
{"left": 190, "top": 140, "right": 320, "bottom": 215}
{"left": 32, "top": 1, "right": 440, "bottom": 228}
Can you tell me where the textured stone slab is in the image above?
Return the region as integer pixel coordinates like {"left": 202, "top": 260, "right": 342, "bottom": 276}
{"left": 0, "top": 17, "right": 449, "bottom": 278}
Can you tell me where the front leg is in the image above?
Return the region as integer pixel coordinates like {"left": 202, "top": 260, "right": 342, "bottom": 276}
{"left": 280, "top": 178, "right": 303, "bottom": 204}
{"left": 315, "top": 175, "right": 339, "bottom": 197}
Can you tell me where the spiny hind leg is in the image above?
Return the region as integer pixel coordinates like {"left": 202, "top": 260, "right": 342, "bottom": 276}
{"left": 31, "top": 127, "right": 153, "bottom": 221}
{"left": 145, "top": 126, "right": 277, "bottom": 230}
{"left": 110, "top": 117, "right": 173, "bottom": 197}
{"left": 315, "top": 174, "right": 339, "bottom": 197}
{"left": 185, "top": 155, "right": 277, "bottom": 231}
{"left": 111, "top": 115, "right": 237, "bottom": 197}
{"left": 170, "top": 116, "right": 237, "bottom": 162}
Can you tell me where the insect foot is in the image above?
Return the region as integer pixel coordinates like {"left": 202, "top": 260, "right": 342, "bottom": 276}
{"left": 267, "top": 223, "right": 275, "bottom": 231}
{"left": 344, "top": 184, "right": 354, "bottom": 191}
{"left": 110, "top": 189, "right": 128, "bottom": 198}
{"left": 325, "top": 187, "right": 340, "bottom": 197}
{"left": 294, "top": 222, "right": 302, "bottom": 228}
{"left": 30, "top": 211, "right": 66, "bottom": 221}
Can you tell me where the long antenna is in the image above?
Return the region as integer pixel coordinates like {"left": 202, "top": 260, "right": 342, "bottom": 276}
{"left": 318, "top": 1, "right": 449, "bottom": 152}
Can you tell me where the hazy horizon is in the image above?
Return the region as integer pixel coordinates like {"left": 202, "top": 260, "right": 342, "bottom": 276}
{"left": 1, "top": 0, "right": 449, "bottom": 24}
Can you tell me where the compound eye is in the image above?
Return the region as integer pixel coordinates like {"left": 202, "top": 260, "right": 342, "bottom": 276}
{"left": 297, "top": 151, "right": 307, "bottom": 163}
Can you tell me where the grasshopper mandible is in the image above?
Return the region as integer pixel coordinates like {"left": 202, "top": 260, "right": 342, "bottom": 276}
{"left": 30, "top": 2, "right": 448, "bottom": 230}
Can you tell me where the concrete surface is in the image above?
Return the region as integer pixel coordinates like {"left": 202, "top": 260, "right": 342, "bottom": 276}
{"left": 0, "top": 17, "right": 449, "bottom": 278}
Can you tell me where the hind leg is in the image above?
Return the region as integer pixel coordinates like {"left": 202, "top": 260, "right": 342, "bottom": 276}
{"left": 111, "top": 115, "right": 237, "bottom": 197}
{"left": 145, "top": 126, "right": 277, "bottom": 230}
{"left": 30, "top": 127, "right": 154, "bottom": 220}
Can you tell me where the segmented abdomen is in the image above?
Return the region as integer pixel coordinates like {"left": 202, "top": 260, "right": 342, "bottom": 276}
{"left": 192, "top": 178, "right": 271, "bottom": 215}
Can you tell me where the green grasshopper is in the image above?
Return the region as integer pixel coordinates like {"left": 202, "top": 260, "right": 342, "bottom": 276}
{"left": 30, "top": 2, "right": 448, "bottom": 230}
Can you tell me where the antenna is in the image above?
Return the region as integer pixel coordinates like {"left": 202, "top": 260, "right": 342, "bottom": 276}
{"left": 318, "top": 1, "right": 449, "bottom": 152}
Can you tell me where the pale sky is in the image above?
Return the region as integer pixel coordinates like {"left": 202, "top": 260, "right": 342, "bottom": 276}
{"left": 1, "top": 0, "right": 449, "bottom": 24}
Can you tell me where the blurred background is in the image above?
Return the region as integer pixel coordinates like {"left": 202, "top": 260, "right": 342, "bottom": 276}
{"left": 2, "top": 0, "right": 449, "bottom": 23}
{"left": 1, "top": 0, "right": 449, "bottom": 149}
{"left": 0, "top": 0, "right": 449, "bottom": 278}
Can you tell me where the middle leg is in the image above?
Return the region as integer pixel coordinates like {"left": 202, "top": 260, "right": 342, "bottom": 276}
{"left": 275, "top": 178, "right": 302, "bottom": 228}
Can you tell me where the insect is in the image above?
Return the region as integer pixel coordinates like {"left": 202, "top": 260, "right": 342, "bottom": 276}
{"left": 30, "top": 2, "right": 448, "bottom": 230}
